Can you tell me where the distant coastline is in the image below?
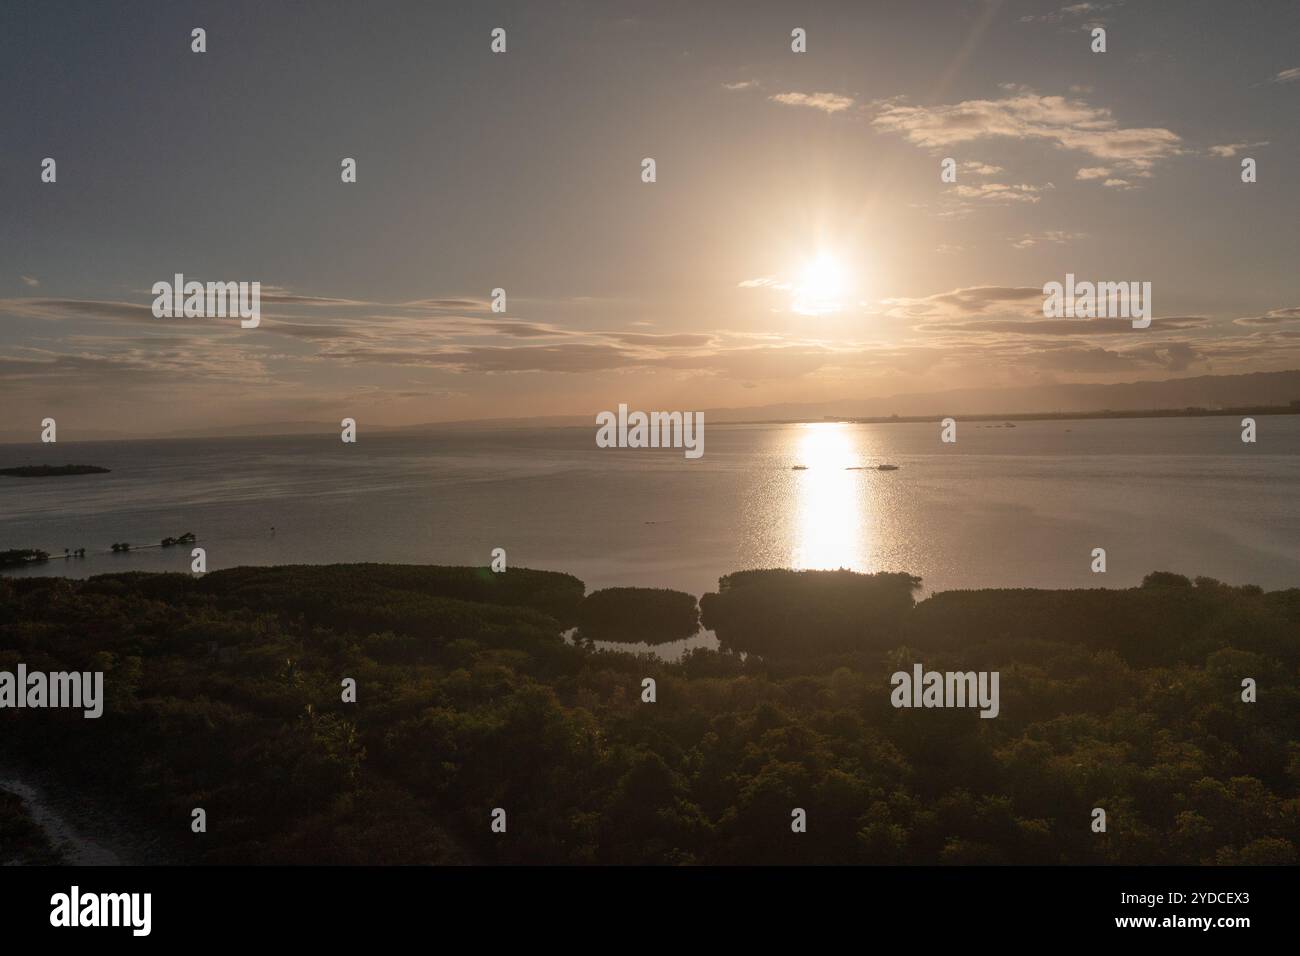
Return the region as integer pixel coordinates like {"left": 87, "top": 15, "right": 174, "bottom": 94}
{"left": 3, "top": 366, "right": 1300, "bottom": 444}
{"left": 728, "top": 403, "right": 1300, "bottom": 428}
{"left": 0, "top": 404, "right": 1298, "bottom": 446}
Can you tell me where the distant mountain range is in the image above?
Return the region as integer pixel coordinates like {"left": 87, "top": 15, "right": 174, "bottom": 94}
{"left": 698, "top": 369, "right": 1300, "bottom": 423}
{"left": 4, "top": 370, "right": 1299, "bottom": 443}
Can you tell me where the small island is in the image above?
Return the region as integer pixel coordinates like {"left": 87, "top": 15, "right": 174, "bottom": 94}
{"left": 575, "top": 586, "right": 701, "bottom": 644}
{"left": 0, "top": 464, "right": 110, "bottom": 478}
{"left": 0, "top": 549, "right": 49, "bottom": 568}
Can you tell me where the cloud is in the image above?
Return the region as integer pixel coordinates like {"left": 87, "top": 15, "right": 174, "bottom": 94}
{"left": 872, "top": 88, "right": 1183, "bottom": 177}
{"left": 7, "top": 277, "right": 1286, "bottom": 423}
{"left": 1075, "top": 166, "right": 1112, "bottom": 179}
{"left": 1021, "top": 346, "right": 1140, "bottom": 372}
{"left": 1232, "top": 307, "right": 1300, "bottom": 327}
{"left": 320, "top": 340, "right": 834, "bottom": 380}
{"left": 1102, "top": 177, "right": 1133, "bottom": 188}
{"left": 770, "top": 91, "right": 855, "bottom": 114}
{"left": 0, "top": 344, "right": 270, "bottom": 389}
{"left": 960, "top": 161, "right": 1004, "bottom": 176}
{"left": 0, "top": 293, "right": 544, "bottom": 338}
{"left": 479, "top": 321, "right": 567, "bottom": 339}
{"left": 1010, "top": 230, "right": 1083, "bottom": 249}
{"left": 738, "top": 276, "right": 791, "bottom": 290}
{"left": 19, "top": 275, "right": 39, "bottom": 288}
{"left": 606, "top": 332, "right": 715, "bottom": 348}
{"left": 2, "top": 297, "right": 159, "bottom": 323}
{"left": 261, "top": 322, "right": 358, "bottom": 340}
{"left": 394, "top": 297, "right": 485, "bottom": 311}
{"left": 257, "top": 290, "right": 372, "bottom": 306}
{"left": 952, "top": 182, "right": 1044, "bottom": 203}
{"left": 1020, "top": 2, "right": 1122, "bottom": 26}
{"left": 922, "top": 317, "right": 1205, "bottom": 335}
{"left": 1208, "top": 142, "right": 1268, "bottom": 158}
{"left": 882, "top": 286, "right": 1044, "bottom": 319}
{"left": 723, "top": 79, "right": 758, "bottom": 91}
{"left": 1270, "top": 67, "right": 1300, "bottom": 84}
{"left": 1143, "top": 342, "right": 1200, "bottom": 372}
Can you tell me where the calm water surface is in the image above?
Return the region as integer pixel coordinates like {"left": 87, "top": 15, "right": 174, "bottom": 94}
{"left": 3, "top": 418, "right": 1298, "bottom": 603}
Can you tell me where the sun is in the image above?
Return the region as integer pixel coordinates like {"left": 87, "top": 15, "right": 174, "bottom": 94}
{"left": 792, "top": 251, "right": 852, "bottom": 315}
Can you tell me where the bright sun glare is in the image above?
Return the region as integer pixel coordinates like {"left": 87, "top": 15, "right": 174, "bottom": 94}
{"left": 791, "top": 423, "right": 869, "bottom": 572}
{"left": 792, "top": 252, "right": 852, "bottom": 315}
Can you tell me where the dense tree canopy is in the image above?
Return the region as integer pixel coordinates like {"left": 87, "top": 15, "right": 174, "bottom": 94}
{"left": 0, "top": 564, "right": 1295, "bottom": 864}
{"left": 577, "top": 587, "right": 700, "bottom": 643}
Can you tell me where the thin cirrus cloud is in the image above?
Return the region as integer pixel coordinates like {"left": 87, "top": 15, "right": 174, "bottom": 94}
{"left": 919, "top": 317, "right": 1207, "bottom": 336}
{"left": 737, "top": 276, "right": 790, "bottom": 290}
{"left": 1233, "top": 307, "right": 1300, "bottom": 327}
{"left": 952, "top": 182, "right": 1045, "bottom": 203}
{"left": 4, "top": 297, "right": 158, "bottom": 323}
{"left": 1207, "top": 142, "right": 1269, "bottom": 157}
{"left": 0, "top": 293, "right": 715, "bottom": 381}
{"left": 1019, "top": 2, "right": 1123, "bottom": 25}
{"left": 1010, "top": 230, "right": 1083, "bottom": 249}
{"left": 881, "top": 286, "right": 1046, "bottom": 319}
{"left": 606, "top": 332, "right": 716, "bottom": 348}
{"left": 768, "top": 91, "right": 856, "bottom": 114}
{"left": 871, "top": 87, "right": 1183, "bottom": 177}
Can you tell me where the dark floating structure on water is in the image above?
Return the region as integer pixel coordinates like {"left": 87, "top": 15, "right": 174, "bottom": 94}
{"left": 0, "top": 464, "right": 110, "bottom": 477}
{"left": 2, "top": 532, "right": 198, "bottom": 566}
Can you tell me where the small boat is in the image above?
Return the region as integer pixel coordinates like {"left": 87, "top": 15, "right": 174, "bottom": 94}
{"left": 876, "top": 464, "right": 901, "bottom": 471}
{"left": 792, "top": 465, "right": 808, "bottom": 470}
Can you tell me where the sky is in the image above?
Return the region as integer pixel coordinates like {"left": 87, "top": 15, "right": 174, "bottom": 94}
{"left": 2, "top": 0, "right": 1299, "bottom": 436}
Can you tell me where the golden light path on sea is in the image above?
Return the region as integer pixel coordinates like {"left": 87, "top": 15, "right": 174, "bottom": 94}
{"left": 790, "top": 422, "right": 871, "bottom": 572}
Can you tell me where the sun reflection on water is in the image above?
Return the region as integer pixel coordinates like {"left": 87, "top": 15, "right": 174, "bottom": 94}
{"left": 790, "top": 423, "right": 871, "bottom": 571}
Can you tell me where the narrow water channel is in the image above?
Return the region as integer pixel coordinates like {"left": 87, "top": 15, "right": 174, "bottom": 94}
{"left": 0, "top": 772, "right": 125, "bottom": 866}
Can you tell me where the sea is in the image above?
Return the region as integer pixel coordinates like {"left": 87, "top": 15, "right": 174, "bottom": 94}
{"left": 3, "top": 416, "right": 1298, "bottom": 606}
